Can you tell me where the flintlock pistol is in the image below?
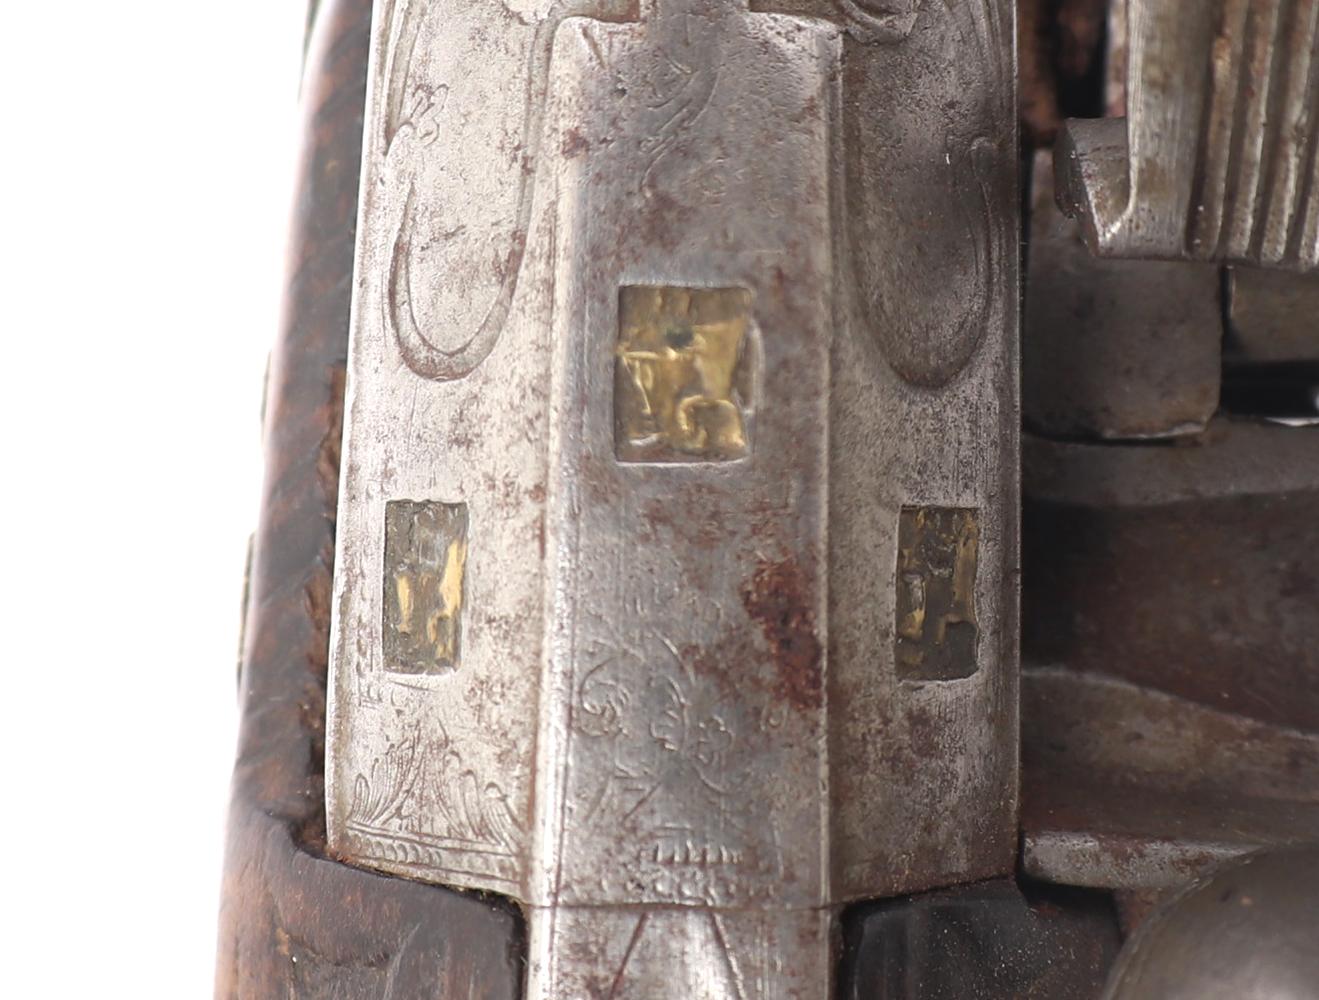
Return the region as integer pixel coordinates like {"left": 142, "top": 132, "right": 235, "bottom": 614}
{"left": 218, "top": 1, "right": 1319, "bottom": 996}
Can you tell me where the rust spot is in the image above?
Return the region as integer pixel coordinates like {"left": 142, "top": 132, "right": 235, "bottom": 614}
{"left": 740, "top": 556, "right": 822, "bottom": 712}
{"left": 561, "top": 127, "right": 590, "bottom": 159}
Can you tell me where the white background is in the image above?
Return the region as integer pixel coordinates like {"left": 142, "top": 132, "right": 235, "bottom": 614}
{"left": 1, "top": 3, "right": 309, "bottom": 994}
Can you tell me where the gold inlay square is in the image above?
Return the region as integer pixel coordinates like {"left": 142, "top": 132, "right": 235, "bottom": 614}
{"left": 382, "top": 500, "right": 468, "bottom": 674}
{"left": 894, "top": 506, "right": 980, "bottom": 681}
{"left": 615, "top": 285, "right": 754, "bottom": 463}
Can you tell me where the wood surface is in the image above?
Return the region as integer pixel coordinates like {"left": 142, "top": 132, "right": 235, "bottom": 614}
{"left": 215, "top": 1, "right": 525, "bottom": 995}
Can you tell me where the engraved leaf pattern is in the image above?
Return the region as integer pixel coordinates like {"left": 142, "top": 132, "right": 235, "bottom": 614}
{"left": 347, "top": 721, "right": 524, "bottom": 853}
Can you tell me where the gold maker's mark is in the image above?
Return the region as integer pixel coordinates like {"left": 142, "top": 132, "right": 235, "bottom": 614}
{"left": 615, "top": 285, "right": 754, "bottom": 463}
{"left": 383, "top": 500, "right": 468, "bottom": 674}
{"left": 894, "top": 506, "right": 980, "bottom": 681}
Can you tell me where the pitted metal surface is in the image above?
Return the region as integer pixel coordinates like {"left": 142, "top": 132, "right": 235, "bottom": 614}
{"left": 1021, "top": 666, "right": 1319, "bottom": 891}
{"left": 1020, "top": 421, "right": 1319, "bottom": 891}
{"left": 326, "top": 0, "right": 1018, "bottom": 993}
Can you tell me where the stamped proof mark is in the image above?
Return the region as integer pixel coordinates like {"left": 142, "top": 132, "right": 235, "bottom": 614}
{"left": 615, "top": 285, "right": 754, "bottom": 463}
{"left": 894, "top": 506, "right": 979, "bottom": 681}
{"left": 383, "top": 500, "right": 468, "bottom": 674}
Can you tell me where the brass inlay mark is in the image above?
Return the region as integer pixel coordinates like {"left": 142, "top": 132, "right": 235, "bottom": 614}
{"left": 383, "top": 500, "right": 468, "bottom": 674}
{"left": 615, "top": 285, "right": 754, "bottom": 463}
{"left": 894, "top": 506, "right": 980, "bottom": 681}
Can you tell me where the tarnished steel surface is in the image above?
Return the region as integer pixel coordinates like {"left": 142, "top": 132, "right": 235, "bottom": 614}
{"left": 1024, "top": 151, "right": 1221, "bottom": 440}
{"left": 216, "top": 1, "right": 523, "bottom": 995}
{"left": 1056, "top": 0, "right": 1319, "bottom": 271}
{"left": 1022, "top": 421, "right": 1319, "bottom": 732}
{"left": 839, "top": 880, "right": 1123, "bottom": 1000}
{"left": 1021, "top": 666, "right": 1319, "bottom": 891}
{"left": 1101, "top": 845, "right": 1319, "bottom": 999}
{"left": 327, "top": 0, "right": 1019, "bottom": 993}
{"left": 1228, "top": 266, "right": 1319, "bottom": 363}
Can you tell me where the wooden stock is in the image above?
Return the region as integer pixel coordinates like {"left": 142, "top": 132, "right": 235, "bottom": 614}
{"left": 214, "top": 1, "right": 523, "bottom": 995}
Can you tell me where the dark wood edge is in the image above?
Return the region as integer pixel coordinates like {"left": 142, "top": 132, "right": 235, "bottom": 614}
{"left": 215, "top": 2, "right": 524, "bottom": 995}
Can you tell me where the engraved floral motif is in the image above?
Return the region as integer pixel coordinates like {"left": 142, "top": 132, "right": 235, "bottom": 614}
{"left": 346, "top": 720, "right": 525, "bottom": 882}
{"left": 571, "top": 634, "right": 779, "bottom": 905}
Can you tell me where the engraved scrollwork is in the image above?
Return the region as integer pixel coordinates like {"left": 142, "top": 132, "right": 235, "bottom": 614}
{"left": 380, "top": 1, "right": 643, "bottom": 381}
{"left": 577, "top": 658, "right": 632, "bottom": 738}
{"left": 385, "top": 186, "right": 520, "bottom": 382}
{"left": 573, "top": 641, "right": 737, "bottom": 806}
{"left": 630, "top": 26, "right": 723, "bottom": 200}
{"left": 382, "top": 0, "right": 545, "bottom": 382}
{"left": 382, "top": 0, "right": 431, "bottom": 150}
{"left": 346, "top": 721, "right": 525, "bottom": 883}
{"left": 838, "top": 0, "right": 924, "bottom": 42}
{"left": 570, "top": 634, "right": 775, "bottom": 905}
{"left": 844, "top": 0, "right": 1013, "bottom": 387}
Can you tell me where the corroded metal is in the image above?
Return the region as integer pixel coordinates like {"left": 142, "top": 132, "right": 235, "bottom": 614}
{"left": 1056, "top": 0, "right": 1319, "bottom": 271}
{"left": 326, "top": 0, "right": 1019, "bottom": 993}
{"left": 1022, "top": 666, "right": 1319, "bottom": 890}
{"left": 1021, "top": 420, "right": 1319, "bottom": 891}
{"left": 1022, "top": 420, "right": 1319, "bottom": 734}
